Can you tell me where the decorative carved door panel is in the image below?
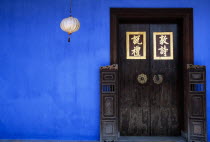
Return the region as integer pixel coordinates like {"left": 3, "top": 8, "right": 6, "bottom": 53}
{"left": 118, "top": 24, "right": 181, "bottom": 136}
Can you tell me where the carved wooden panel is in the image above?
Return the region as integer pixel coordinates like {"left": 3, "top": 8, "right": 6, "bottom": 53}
{"left": 101, "top": 120, "right": 116, "bottom": 137}
{"left": 102, "top": 72, "right": 116, "bottom": 82}
{"left": 102, "top": 95, "right": 116, "bottom": 119}
{"left": 190, "top": 120, "right": 205, "bottom": 137}
{"left": 100, "top": 68, "right": 118, "bottom": 142}
{"left": 190, "top": 95, "right": 205, "bottom": 118}
{"left": 187, "top": 65, "right": 206, "bottom": 142}
{"left": 190, "top": 72, "right": 204, "bottom": 81}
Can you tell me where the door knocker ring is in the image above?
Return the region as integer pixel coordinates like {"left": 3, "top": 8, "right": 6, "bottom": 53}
{"left": 137, "top": 74, "right": 148, "bottom": 84}
{"left": 153, "top": 74, "right": 163, "bottom": 84}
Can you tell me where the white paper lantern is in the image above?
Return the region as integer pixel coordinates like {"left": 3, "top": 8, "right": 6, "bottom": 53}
{"left": 60, "top": 16, "right": 80, "bottom": 34}
{"left": 60, "top": 16, "right": 80, "bottom": 42}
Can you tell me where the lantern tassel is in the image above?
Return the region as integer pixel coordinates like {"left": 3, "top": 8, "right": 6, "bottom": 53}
{"left": 68, "top": 36, "right": 70, "bottom": 42}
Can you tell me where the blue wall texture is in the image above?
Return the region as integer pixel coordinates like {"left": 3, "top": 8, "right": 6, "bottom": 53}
{"left": 0, "top": 0, "right": 210, "bottom": 140}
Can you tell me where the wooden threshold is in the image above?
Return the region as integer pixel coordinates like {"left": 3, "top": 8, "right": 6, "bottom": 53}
{"left": 118, "top": 136, "right": 186, "bottom": 142}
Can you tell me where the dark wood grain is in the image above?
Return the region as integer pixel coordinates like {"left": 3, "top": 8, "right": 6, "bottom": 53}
{"left": 110, "top": 8, "right": 193, "bottom": 140}
{"left": 149, "top": 24, "right": 180, "bottom": 136}
{"left": 118, "top": 24, "right": 150, "bottom": 136}
{"left": 118, "top": 24, "right": 181, "bottom": 136}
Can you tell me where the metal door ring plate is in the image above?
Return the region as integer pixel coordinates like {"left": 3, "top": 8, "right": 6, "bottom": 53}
{"left": 153, "top": 74, "right": 163, "bottom": 84}
{"left": 137, "top": 74, "right": 147, "bottom": 84}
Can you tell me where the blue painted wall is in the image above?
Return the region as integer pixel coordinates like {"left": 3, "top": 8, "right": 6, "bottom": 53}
{"left": 0, "top": 0, "right": 210, "bottom": 140}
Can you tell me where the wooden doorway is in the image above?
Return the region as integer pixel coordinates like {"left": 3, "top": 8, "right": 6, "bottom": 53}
{"left": 119, "top": 23, "right": 181, "bottom": 136}
{"left": 110, "top": 8, "right": 193, "bottom": 140}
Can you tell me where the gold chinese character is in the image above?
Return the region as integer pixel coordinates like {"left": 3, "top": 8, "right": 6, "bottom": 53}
{"left": 159, "top": 35, "right": 169, "bottom": 45}
{"left": 131, "top": 46, "right": 141, "bottom": 56}
{"left": 158, "top": 45, "right": 168, "bottom": 57}
{"left": 131, "top": 35, "right": 142, "bottom": 45}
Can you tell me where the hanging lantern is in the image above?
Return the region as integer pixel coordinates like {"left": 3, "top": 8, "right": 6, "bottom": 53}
{"left": 60, "top": 0, "right": 80, "bottom": 42}
{"left": 60, "top": 16, "right": 80, "bottom": 42}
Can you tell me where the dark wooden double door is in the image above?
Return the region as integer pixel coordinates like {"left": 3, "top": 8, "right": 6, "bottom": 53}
{"left": 119, "top": 24, "right": 182, "bottom": 136}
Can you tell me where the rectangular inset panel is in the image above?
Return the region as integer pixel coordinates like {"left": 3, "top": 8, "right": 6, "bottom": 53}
{"left": 190, "top": 72, "right": 204, "bottom": 81}
{"left": 102, "top": 120, "right": 116, "bottom": 137}
{"left": 102, "top": 95, "right": 116, "bottom": 119}
{"left": 190, "top": 120, "right": 205, "bottom": 137}
{"left": 190, "top": 95, "right": 205, "bottom": 118}
{"left": 102, "top": 72, "right": 116, "bottom": 82}
{"left": 126, "top": 32, "right": 146, "bottom": 59}
{"left": 102, "top": 84, "right": 115, "bottom": 93}
{"left": 153, "top": 32, "right": 173, "bottom": 60}
{"left": 190, "top": 84, "right": 205, "bottom": 92}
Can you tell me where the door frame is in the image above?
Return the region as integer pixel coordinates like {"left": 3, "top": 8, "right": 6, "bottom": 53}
{"left": 110, "top": 8, "right": 193, "bottom": 138}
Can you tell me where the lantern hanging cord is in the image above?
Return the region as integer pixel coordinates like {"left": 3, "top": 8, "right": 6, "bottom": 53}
{"left": 70, "top": 0, "right": 72, "bottom": 16}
